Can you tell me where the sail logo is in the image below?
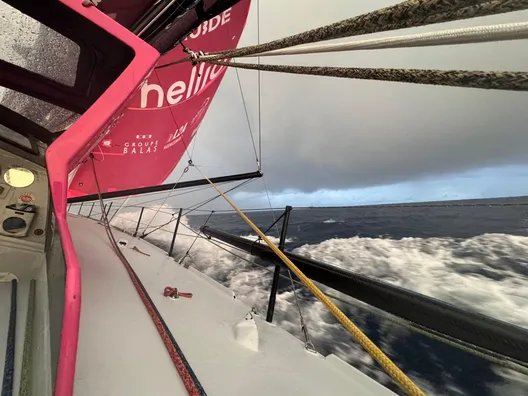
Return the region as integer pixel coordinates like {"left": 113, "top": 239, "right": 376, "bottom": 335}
{"left": 190, "top": 97, "right": 211, "bottom": 127}
{"left": 139, "top": 61, "right": 228, "bottom": 109}
{"left": 162, "top": 97, "right": 210, "bottom": 150}
{"left": 123, "top": 140, "right": 158, "bottom": 155}
{"left": 185, "top": 9, "right": 232, "bottom": 41}
{"left": 164, "top": 123, "right": 188, "bottom": 150}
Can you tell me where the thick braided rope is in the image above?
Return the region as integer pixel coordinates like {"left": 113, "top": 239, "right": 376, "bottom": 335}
{"left": 207, "top": 60, "right": 528, "bottom": 91}
{"left": 246, "top": 22, "right": 528, "bottom": 57}
{"left": 201, "top": 0, "right": 528, "bottom": 61}
{"left": 195, "top": 168, "right": 425, "bottom": 396}
{"left": 19, "top": 280, "right": 35, "bottom": 396}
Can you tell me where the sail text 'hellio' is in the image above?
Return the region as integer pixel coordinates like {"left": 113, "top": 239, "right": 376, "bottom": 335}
{"left": 67, "top": 1, "right": 251, "bottom": 198}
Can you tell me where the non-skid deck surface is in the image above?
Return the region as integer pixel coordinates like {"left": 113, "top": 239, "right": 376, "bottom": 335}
{"left": 69, "top": 215, "right": 395, "bottom": 396}
{"left": 0, "top": 280, "right": 30, "bottom": 396}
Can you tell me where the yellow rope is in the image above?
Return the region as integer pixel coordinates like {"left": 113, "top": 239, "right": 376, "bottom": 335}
{"left": 199, "top": 171, "right": 425, "bottom": 396}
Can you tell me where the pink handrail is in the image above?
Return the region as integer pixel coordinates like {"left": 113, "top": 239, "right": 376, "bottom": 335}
{"left": 46, "top": 2, "right": 159, "bottom": 395}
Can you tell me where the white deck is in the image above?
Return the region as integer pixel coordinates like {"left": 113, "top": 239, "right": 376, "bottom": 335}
{"left": 69, "top": 215, "right": 395, "bottom": 396}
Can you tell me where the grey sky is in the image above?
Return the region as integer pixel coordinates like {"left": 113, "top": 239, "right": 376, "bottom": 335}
{"left": 157, "top": 1, "right": 528, "bottom": 210}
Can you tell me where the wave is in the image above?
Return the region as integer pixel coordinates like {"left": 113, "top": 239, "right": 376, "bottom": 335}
{"left": 110, "top": 205, "right": 528, "bottom": 395}
{"left": 293, "top": 234, "right": 528, "bottom": 329}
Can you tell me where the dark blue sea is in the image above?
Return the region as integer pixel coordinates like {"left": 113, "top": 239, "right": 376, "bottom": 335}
{"left": 115, "top": 196, "right": 528, "bottom": 395}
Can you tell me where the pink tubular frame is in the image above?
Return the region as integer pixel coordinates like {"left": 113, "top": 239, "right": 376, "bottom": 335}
{"left": 45, "top": 2, "right": 159, "bottom": 395}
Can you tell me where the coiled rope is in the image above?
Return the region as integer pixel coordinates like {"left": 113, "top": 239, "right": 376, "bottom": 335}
{"left": 193, "top": 166, "right": 425, "bottom": 396}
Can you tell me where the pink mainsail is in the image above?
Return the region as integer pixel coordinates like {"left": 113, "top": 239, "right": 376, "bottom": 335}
{"left": 67, "top": 0, "right": 251, "bottom": 197}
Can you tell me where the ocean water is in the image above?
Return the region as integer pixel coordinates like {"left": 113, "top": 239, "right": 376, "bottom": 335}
{"left": 109, "top": 196, "right": 528, "bottom": 395}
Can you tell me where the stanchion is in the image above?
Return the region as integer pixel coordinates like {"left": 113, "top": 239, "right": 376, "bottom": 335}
{"left": 105, "top": 202, "right": 113, "bottom": 220}
{"left": 88, "top": 202, "right": 95, "bottom": 218}
{"left": 133, "top": 207, "right": 145, "bottom": 237}
{"left": 168, "top": 208, "right": 183, "bottom": 257}
{"left": 266, "top": 205, "right": 292, "bottom": 323}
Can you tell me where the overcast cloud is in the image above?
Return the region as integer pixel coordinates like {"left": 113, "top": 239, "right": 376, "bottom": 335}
{"left": 164, "top": 1, "right": 528, "bottom": 209}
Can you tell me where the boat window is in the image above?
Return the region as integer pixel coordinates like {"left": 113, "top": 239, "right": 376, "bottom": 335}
{"left": 3, "top": 167, "right": 35, "bottom": 188}
{"left": 0, "top": 87, "right": 80, "bottom": 133}
{"left": 0, "top": 123, "right": 32, "bottom": 149}
{"left": 0, "top": 0, "right": 135, "bottom": 139}
{"left": 0, "top": 0, "right": 80, "bottom": 87}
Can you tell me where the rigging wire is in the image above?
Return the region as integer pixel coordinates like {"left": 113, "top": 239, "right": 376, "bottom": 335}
{"left": 116, "top": 183, "right": 224, "bottom": 211}
{"left": 190, "top": 129, "right": 199, "bottom": 159}
{"left": 257, "top": 0, "right": 262, "bottom": 170}
{"left": 178, "top": 211, "right": 214, "bottom": 266}
{"left": 255, "top": 172, "right": 315, "bottom": 350}
{"left": 234, "top": 67, "right": 260, "bottom": 169}
{"left": 141, "top": 163, "right": 191, "bottom": 237}
{"left": 141, "top": 179, "right": 255, "bottom": 237}
{"left": 83, "top": 182, "right": 215, "bottom": 208}
{"left": 138, "top": 62, "right": 201, "bottom": 233}
{"left": 218, "top": 9, "right": 262, "bottom": 172}
{"left": 232, "top": 21, "right": 528, "bottom": 58}
{"left": 108, "top": 196, "right": 131, "bottom": 223}
{"left": 70, "top": 199, "right": 528, "bottom": 218}
{"left": 260, "top": 211, "right": 285, "bottom": 237}
{"left": 205, "top": 60, "right": 528, "bottom": 92}
{"left": 141, "top": 214, "right": 179, "bottom": 238}
{"left": 287, "top": 267, "right": 315, "bottom": 351}
{"left": 89, "top": 180, "right": 256, "bottom": 232}
{"left": 182, "top": 178, "right": 255, "bottom": 216}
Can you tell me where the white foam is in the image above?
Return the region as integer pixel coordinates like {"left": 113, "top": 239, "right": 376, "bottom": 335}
{"left": 109, "top": 205, "right": 528, "bottom": 394}
{"left": 293, "top": 234, "right": 528, "bottom": 329}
